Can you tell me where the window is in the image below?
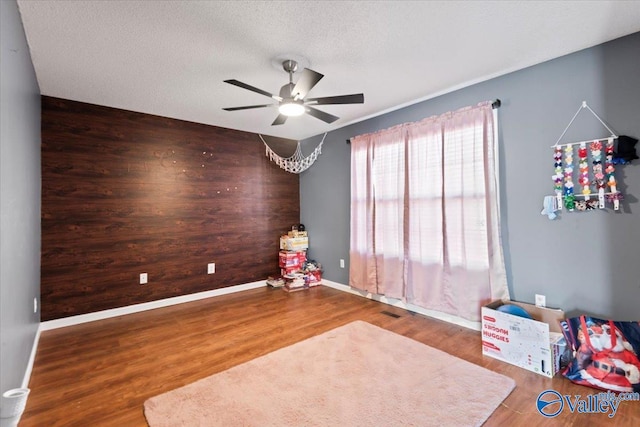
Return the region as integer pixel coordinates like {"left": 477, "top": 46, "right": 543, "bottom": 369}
{"left": 349, "top": 102, "right": 508, "bottom": 321}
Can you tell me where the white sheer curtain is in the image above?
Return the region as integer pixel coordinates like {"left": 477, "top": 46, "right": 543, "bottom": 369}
{"left": 349, "top": 102, "right": 509, "bottom": 321}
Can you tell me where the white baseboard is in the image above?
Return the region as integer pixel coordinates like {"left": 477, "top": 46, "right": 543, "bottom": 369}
{"left": 20, "top": 281, "right": 266, "bottom": 392}
{"left": 35, "top": 280, "right": 479, "bottom": 334}
{"left": 321, "top": 279, "right": 481, "bottom": 331}
{"left": 40, "top": 280, "right": 267, "bottom": 331}
{"left": 22, "top": 324, "right": 41, "bottom": 389}
{"left": 27, "top": 278, "right": 478, "bottom": 391}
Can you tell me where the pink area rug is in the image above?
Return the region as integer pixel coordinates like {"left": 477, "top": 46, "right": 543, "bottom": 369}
{"left": 144, "top": 320, "right": 515, "bottom": 426}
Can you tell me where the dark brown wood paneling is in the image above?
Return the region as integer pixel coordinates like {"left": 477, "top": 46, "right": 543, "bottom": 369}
{"left": 41, "top": 96, "right": 300, "bottom": 320}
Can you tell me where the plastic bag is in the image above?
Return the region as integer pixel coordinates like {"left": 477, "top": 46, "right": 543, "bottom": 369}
{"left": 560, "top": 315, "right": 640, "bottom": 393}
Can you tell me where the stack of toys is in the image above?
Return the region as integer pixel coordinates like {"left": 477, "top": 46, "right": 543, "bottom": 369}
{"left": 268, "top": 225, "right": 323, "bottom": 292}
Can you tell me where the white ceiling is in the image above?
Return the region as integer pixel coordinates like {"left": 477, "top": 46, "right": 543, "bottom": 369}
{"left": 16, "top": 1, "right": 640, "bottom": 141}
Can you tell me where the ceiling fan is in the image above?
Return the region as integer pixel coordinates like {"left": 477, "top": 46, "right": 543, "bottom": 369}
{"left": 223, "top": 60, "right": 364, "bottom": 126}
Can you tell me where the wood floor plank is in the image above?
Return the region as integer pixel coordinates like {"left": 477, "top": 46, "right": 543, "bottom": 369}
{"left": 21, "top": 286, "right": 639, "bottom": 426}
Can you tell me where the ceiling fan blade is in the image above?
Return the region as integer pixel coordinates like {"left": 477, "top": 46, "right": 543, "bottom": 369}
{"left": 305, "top": 106, "right": 339, "bottom": 124}
{"left": 306, "top": 93, "right": 364, "bottom": 105}
{"left": 271, "top": 114, "right": 288, "bottom": 126}
{"left": 224, "top": 79, "right": 282, "bottom": 101}
{"left": 222, "top": 104, "right": 272, "bottom": 111}
{"left": 291, "top": 68, "right": 323, "bottom": 100}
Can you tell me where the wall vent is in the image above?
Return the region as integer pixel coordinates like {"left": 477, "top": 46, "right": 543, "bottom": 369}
{"left": 380, "top": 310, "right": 401, "bottom": 318}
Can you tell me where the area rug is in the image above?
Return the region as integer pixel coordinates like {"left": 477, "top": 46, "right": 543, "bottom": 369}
{"left": 144, "top": 320, "right": 515, "bottom": 426}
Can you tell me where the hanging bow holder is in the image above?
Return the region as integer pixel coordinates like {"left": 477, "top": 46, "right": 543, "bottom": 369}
{"left": 542, "top": 101, "right": 622, "bottom": 219}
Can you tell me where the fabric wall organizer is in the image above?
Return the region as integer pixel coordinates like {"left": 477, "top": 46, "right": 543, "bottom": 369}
{"left": 541, "top": 101, "right": 626, "bottom": 220}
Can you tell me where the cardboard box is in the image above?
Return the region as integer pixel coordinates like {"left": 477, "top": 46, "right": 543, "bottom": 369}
{"left": 280, "top": 266, "right": 300, "bottom": 276}
{"left": 287, "top": 230, "right": 308, "bottom": 238}
{"left": 278, "top": 251, "right": 307, "bottom": 268}
{"left": 304, "top": 270, "right": 322, "bottom": 287}
{"left": 266, "top": 276, "right": 285, "bottom": 288}
{"left": 549, "top": 332, "right": 567, "bottom": 375}
{"left": 282, "top": 272, "right": 307, "bottom": 292}
{"left": 280, "top": 236, "right": 309, "bottom": 251}
{"left": 481, "top": 300, "right": 565, "bottom": 378}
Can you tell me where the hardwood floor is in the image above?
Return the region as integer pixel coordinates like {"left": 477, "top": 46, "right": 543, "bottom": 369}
{"left": 22, "top": 286, "right": 639, "bottom": 426}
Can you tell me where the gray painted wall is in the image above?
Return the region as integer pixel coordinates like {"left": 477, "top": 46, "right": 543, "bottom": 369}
{"left": 1, "top": 0, "right": 41, "bottom": 393}
{"left": 301, "top": 32, "right": 640, "bottom": 320}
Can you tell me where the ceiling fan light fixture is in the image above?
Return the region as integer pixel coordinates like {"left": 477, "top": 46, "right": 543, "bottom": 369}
{"left": 279, "top": 101, "right": 305, "bottom": 117}
{"left": 223, "top": 58, "right": 364, "bottom": 125}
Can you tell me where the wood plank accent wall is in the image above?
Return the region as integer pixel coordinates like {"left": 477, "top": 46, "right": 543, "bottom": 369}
{"left": 41, "top": 96, "right": 300, "bottom": 321}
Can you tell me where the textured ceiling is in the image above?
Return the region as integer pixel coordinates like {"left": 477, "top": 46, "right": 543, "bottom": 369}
{"left": 16, "top": 1, "right": 640, "bottom": 141}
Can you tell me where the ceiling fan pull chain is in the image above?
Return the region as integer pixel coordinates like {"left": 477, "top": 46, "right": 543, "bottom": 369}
{"left": 260, "top": 133, "right": 326, "bottom": 174}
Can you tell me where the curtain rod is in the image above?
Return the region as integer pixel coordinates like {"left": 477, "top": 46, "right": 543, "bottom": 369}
{"left": 346, "top": 99, "right": 501, "bottom": 144}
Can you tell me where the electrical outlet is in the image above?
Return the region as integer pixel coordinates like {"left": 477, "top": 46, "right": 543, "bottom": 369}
{"left": 208, "top": 263, "right": 216, "bottom": 274}
{"left": 140, "top": 273, "right": 148, "bottom": 285}
{"left": 340, "top": 259, "right": 345, "bottom": 268}
{"left": 535, "top": 294, "right": 546, "bottom": 308}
